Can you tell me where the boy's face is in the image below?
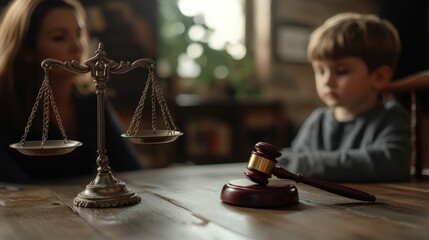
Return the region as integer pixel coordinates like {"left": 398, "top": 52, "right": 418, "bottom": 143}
{"left": 312, "top": 57, "right": 380, "bottom": 118}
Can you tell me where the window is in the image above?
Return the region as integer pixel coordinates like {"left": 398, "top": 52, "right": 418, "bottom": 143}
{"left": 158, "top": 0, "right": 259, "bottom": 100}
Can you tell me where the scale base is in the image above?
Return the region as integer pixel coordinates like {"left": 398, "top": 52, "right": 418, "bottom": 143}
{"left": 73, "top": 171, "right": 141, "bottom": 208}
{"left": 220, "top": 178, "right": 299, "bottom": 208}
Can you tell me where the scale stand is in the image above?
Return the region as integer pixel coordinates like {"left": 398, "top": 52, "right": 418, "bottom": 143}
{"left": 10, "top": 42, "right": 182, "bottom": 208}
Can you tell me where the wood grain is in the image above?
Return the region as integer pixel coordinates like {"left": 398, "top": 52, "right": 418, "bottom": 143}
{"left": 1, "top": 163, "right": 428, "bottom": 240}
{"left": 0, "top": 185, "right": 103, "bottom": 240}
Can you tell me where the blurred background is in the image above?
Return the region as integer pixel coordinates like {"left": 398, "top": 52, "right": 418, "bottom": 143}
{"left": 1, "top": 0, "right": 427, "bottom": 168}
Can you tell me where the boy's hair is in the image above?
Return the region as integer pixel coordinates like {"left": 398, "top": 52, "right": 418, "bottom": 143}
{"left": 307, "top": 12, "right": 401, "bottom": 72}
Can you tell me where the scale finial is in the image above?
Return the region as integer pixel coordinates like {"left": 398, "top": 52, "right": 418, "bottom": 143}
{"left": 98, "top": 42, "right": 104, "bottom": 51}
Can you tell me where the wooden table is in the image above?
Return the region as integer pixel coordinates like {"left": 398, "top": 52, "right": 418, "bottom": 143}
{"left": 1, "top": 163, "right": 428, "bottom": 239}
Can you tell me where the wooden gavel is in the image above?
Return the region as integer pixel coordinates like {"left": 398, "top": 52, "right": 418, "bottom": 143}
{"left": 245, "top": 142, "right": 376, "bottom": 202}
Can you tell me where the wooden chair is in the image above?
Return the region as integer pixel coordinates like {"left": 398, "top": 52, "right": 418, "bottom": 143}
{"left": 383, "top": 71, "right": 429, "bottom": 179}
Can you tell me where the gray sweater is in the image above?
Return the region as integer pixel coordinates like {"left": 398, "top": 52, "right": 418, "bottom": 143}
{"left": 278, "top": 101, "right": 411, "bottom": 182}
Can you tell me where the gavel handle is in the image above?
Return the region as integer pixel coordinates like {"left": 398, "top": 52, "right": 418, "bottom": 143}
{"left": 273, "top": 167, "right": 376, "bottom": 202}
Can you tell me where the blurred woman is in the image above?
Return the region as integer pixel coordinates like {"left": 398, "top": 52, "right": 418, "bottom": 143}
{"left": 0, "top": 0, "right": 143, "bottom": 183}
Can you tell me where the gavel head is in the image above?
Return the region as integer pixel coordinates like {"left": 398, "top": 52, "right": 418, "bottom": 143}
{"left": 244, "top": 142, "right": 281, "bottom": 185}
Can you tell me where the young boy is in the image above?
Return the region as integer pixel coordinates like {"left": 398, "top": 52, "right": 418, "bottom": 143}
{"left": 277, "top": 12, "right": 411, "bottom": 182}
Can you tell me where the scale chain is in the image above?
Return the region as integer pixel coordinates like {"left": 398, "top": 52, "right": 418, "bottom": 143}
{"left": 124, "top": 65, "right": 179, "bottom": 137}
{"left": 19, "top": 76, "right": 48, "bottom": 145}
{"left": 153, "top": 77, "right": 175, "bottom": 133}
{"left": 47, "top": 84, "right": 69, "bottom": 142}
{"left": 42, "top": 80, "right": 50, "bottom": 146}
{"left": 126, "top": 68, "right": 152, "bottom": 136}
{"left": 151, "top": 70, "right": 156, "bottom": 133}
{"left": 19, "top": 68, "right": 69, "bottom": 147}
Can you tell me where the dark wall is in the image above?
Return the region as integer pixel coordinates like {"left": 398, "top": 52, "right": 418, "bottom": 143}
{"left": 379, "top": 0, "right": 429, "bottom": 79}
{"left": 379, "top": 0, "right": 429, "bottom": 110}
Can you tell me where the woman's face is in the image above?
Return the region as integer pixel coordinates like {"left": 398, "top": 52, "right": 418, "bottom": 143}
{"left": 36, "top": 7, "right": 84, "bottom": 71}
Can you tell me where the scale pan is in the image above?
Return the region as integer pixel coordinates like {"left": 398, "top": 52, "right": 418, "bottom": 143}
{"left": 122, "top": 130, "right": 183, "bottom": 144}
{"left": 10, "top": 140, "right": 82, "bottom": 156}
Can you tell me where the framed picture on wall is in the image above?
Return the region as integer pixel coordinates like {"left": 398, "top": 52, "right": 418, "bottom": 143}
{"left": 273, "top": 23, "right": 313, "bottom": 64}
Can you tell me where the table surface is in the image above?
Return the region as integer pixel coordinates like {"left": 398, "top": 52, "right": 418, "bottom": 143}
{"left": 1, "top": 162, "right": 428, "bottom": 240}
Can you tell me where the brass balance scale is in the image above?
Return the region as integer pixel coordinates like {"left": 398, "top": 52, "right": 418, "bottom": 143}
{"left": 9, "top": 43, "right": 182, "bottom": 208}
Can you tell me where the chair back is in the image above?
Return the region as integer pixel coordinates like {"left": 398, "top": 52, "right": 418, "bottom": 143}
{"left": 383, "top": 71, "right": 429, "bottom": 179}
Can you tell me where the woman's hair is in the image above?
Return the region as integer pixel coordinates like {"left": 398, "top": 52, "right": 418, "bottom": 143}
{"left": 0, "top": 0, "right": 90, "bottom": 127}
{"left": 307, "top": 12, "right": 401, "bottom": 72}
